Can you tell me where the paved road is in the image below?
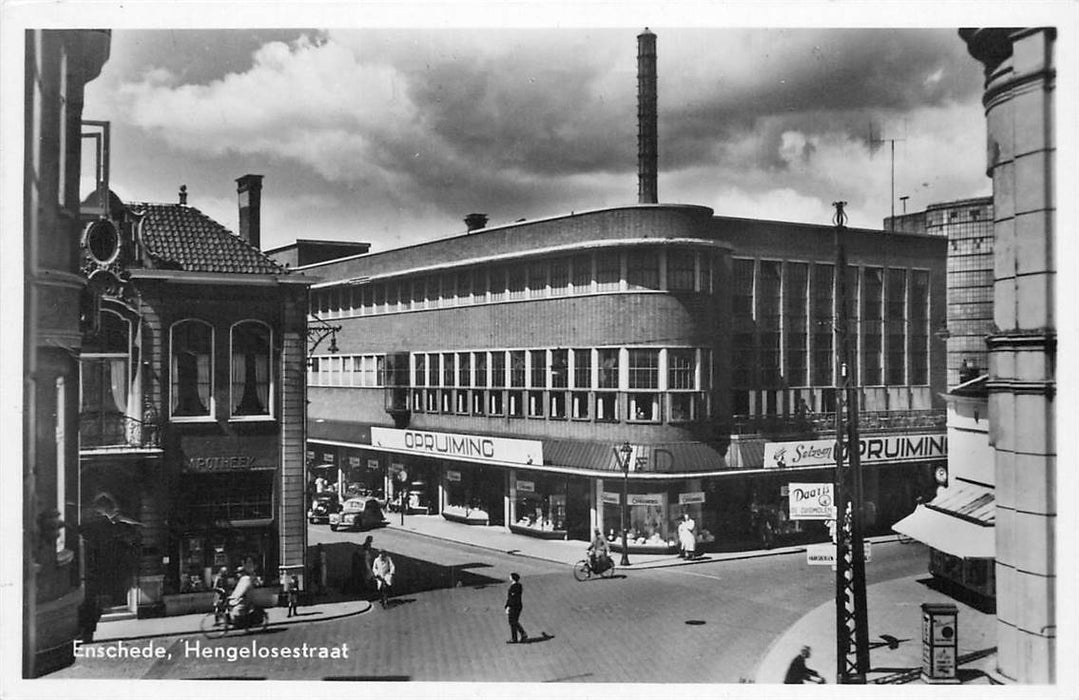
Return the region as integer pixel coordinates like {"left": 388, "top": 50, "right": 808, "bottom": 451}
{"left": 53, "top": 526, "right": 929, "bottom": 682}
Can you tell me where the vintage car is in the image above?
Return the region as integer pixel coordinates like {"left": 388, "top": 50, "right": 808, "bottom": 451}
{"left": 329, "top": 496, "right": 386, "bottom": 531}
{"left": 307, "top": 493, "right": 341, "bottom": 524}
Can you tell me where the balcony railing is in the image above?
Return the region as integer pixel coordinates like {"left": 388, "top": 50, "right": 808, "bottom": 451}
{"left": 80, "top": 411, "right": 161, "bottom": 450}
{"left": 730, "top": 409, "right": 946, "bottom": 437}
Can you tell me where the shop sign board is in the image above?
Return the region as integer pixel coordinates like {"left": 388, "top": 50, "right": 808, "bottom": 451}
{"left": 628, "top": 493, "right": 664, "bottom": 507}
{"left": 446, "top": 470, "right": 462, "bottom": 482}
{"left": 805, "top": 541, "right": 872, "bottom": 565}
{"left": 367, "top": 459, "right": 380, "bottom": 470}
{"left": 678, "top": 491, "right": 706, "bottom": 505}
{"left": 348, "top": 456, "right": 361, "bottom": 468}
{"left": 601, "top": 492, "right": 620, "bottom": 505}
{"left": 371, "top": 427, "right": 543, "bottom": 466}
{"left": 185, "top": 455, "right": 274, "bottom": 472}
{"left": 764, "top": 433, "right": 947, "bottom": 469}
{"left": 322, "top": 452, "right": 335, "bottom": 464}
{"left": 788, "top": 483, "right": 835, "bottom": 520}
{"left": 515, "top": 480, "right": 535, "bottom": 493}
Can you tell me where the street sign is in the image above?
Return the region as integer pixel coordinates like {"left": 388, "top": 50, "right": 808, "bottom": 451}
{"left": 806, "top": 540, "right": 872, "bottom": 565}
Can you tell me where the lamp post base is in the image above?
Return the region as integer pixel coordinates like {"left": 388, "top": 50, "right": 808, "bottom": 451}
{"left": 620, "top": 532, "right": 631, "bottom": 566}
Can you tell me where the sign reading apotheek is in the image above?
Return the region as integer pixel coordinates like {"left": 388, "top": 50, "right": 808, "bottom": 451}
{"left": 788, "top": 483, "right": 835, "bottom": 520}
{"left": 185, "top": 456, "right": 272, "bottom": 472}
{"left": 764, "top": 433, "right": 946, "bottom": 469}
{"left": 371, "top": 427, "right": 542, "bottom": 466}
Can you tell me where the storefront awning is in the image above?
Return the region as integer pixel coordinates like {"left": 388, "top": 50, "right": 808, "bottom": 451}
{"left": 892, "top": 481, "right": 995, "bottom": 559}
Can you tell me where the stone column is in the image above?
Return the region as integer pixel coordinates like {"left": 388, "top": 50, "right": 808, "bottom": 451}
{"left": 959, "top": 28, "right": 1056, "bottom": 683}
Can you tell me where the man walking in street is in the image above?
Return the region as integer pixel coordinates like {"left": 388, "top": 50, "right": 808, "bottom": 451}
{"left": 504, "top": 572, "right": 528, "bottom": 644}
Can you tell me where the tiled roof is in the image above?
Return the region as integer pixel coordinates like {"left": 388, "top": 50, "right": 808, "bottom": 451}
{"left": 130, "top": 202, "right": 287, "bottom": 275}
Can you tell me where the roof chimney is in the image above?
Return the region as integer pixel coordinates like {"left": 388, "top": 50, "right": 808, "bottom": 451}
{"left": 637, "top": 28, "right": 658, "bottom": 204}
{"left": 236, "top": 174, "right": 263, "bottom": 250}
{"left": 464, "top": 213, "right": 488, "bottom": 232}
{"left": 179, "top": 184, "right": 188, "bottom": 205}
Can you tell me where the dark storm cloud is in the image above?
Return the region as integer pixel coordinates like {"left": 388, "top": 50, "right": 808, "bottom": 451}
{"left": 660, "top": 28, "right": 983, "bottom": 171}
{"left": 362, "top": 29, "right": 636, "bottom": 178}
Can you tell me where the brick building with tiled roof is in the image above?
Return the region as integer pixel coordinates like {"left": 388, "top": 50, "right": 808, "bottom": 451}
{"left": 78, "top": 175, "right": 313, "bottom": 619}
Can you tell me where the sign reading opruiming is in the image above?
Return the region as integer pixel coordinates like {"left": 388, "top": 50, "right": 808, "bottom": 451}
{"left": 764, "top": 433, "right": 946, "bottom": 469}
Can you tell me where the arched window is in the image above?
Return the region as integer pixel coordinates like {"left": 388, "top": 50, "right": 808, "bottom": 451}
{"left": 231, "top": 321, "right": 272, "bottom": 417}
{"left": 171, "top": 319, "right": 213, "bottom": 417}
{"left": 81, "top": 310, "right": 131, "bottom": 445}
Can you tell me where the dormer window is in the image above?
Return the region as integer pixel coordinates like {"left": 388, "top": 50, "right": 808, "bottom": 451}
{"left": 231, "top": 321, "right": 272, "bottom": 417}
{"left": 171, "top": 319, "right": 213, "bottom": 418}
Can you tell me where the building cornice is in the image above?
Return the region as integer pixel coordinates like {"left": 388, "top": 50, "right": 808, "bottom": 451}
{"left": 309, "top": 237, "right": 733, "bottom": 289}
{"left": 128, "top": 269, "right": 313, "bottom": 286}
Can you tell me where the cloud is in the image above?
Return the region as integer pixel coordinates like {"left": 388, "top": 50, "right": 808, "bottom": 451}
{"left": 96, "top": 28, "right": 991, "bottom": 247}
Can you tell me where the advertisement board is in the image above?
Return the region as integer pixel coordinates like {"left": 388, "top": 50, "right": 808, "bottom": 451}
{"left": 788, "top": 483, "right": 835, "bottom": 520}
{"left": 371, "top": 427, "right": 543, "bottom": 466}
{"left": 764, "top": 433, "right": 947, "bottom": 469}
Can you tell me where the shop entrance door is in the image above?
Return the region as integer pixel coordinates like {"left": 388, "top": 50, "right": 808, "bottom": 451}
{"left": 476, "top": 466, "right": 505, "bottom": 526}
{"left": 565, "top": 477, "right": 591, "bottom": 541}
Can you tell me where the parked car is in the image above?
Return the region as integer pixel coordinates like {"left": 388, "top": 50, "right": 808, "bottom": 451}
{"left": 329, "top": 496, "right": 386, "bottom": 531}
{"left": 307, "top": 493, "right": 341, "bottom": 524}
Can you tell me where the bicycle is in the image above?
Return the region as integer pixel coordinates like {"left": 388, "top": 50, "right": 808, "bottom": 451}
{"left": 573, "top": 555, "right": 615, "bottom": 581}
{"left": 199, "top": 590, "right": 268, "bottom": 638}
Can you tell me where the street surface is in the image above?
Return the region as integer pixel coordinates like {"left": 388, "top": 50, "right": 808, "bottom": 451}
{"left": 51, "top": 525, "right": 928, "bottom": 682}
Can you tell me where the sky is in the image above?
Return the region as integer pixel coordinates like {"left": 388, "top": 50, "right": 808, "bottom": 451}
{"left": 81, "top": 25, "right": 992, "bottom": 253}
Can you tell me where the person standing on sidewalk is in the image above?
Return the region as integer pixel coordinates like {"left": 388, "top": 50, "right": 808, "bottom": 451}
{"left": 678, "top": 512, "right": 697, "bottom": 559}
{"left": 283, "top": 571, "right": 300, "bottom": 618}
{"left": 504, "top": 572, "right": 528, "bottom": 644}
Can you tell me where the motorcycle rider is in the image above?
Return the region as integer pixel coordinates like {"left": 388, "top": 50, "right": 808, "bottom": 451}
{"left": 587, "top": 528, "right": 611, "bottom": 572}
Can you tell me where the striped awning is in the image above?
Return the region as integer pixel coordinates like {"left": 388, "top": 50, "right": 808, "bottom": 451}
{"left": 893, "top": 480, "right": 994, "bottom": 558}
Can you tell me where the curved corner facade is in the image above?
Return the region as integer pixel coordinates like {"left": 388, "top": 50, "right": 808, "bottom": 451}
{"left": 301, "top": 204, "right": 947, "bottom": 555}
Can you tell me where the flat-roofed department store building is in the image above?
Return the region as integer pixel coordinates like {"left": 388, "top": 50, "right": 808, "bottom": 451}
{"left": 294, "top": 204, "right": 947, "bottom": 553}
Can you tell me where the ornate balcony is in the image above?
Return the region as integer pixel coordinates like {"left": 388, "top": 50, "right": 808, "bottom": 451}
{"left": 79, "top": 411, "right": 161, "bottom": 452}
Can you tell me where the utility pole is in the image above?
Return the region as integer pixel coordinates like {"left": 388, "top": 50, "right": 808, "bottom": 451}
{"left": 869, "top": 124, "right": 905, "bottom": 229}
{"left": 832, "top": 201, "right": 870, "bottom": 683}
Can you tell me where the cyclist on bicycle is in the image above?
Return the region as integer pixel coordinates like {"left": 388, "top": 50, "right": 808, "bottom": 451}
{"left": 228, "top": 558, "right": 262, "bottom": 625}
{"left": 587, "top": 528, "right": 611, "bottom": 573}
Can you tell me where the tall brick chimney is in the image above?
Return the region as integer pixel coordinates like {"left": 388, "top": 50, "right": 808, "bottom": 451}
{"left": 637, "top": 28, "right": 658, "bottom": 204}
{"left": 236, "top": 174, "right": 263, "bottom": 250}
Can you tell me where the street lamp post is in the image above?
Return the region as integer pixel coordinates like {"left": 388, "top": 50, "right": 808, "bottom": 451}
{"left": 614, "top": 442, "right": 633, "bottom": 567}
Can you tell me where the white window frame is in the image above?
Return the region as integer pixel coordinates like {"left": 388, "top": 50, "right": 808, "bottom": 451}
{"left": 228, "top": 319, "right": 275, "bottom": 421}
{"left": 169, "top": 318, "right": 215, "bottom": 422}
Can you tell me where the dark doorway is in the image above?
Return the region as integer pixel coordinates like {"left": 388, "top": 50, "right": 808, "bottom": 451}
{"left": 84, "top": 523, "right": 139, "bottom": 610}
{"left": 565, "top": 476, "right": 591, "bottom": 541}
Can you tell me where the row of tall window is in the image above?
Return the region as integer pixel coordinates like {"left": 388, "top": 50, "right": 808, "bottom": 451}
{"left": 732, "top": 260, "right": 930, "bottom": 390}
{"left": 308, "top": 355, "right": 386, "bottom": 387}
{"left": 310, "top": 247, "right": 716, "bottom": 320}
{"left": 412, "top": 347, "right": 710, "bottom": 424}
{"left": 81, "top": 312, "right": 274, "bottom": 424}
{"left": 309, "top": 346, "right": 712, "bottom": 425}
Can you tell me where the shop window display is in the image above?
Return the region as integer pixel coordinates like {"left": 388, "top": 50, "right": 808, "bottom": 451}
{"left": 443, "top": 470, "right": 490, "bottom": 524}
{"left": 511, "top": 475, "right": 567, "bottom": 537}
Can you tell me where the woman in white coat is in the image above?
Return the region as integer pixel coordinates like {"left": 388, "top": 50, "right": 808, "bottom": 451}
{"left": 677, "top": 513, "right": 697, "bottom": 559}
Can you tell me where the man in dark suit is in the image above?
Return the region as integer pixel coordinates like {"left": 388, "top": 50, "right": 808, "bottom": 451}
{"left": 504, "top": 572, "right": 528, "bottom": 644}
